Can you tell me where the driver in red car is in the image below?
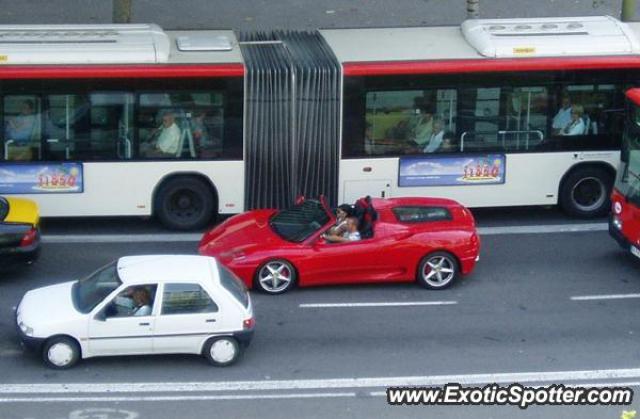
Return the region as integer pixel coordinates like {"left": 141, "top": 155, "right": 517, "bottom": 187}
{"left": 322, "top": 216, "right": 361, "bottom": 243}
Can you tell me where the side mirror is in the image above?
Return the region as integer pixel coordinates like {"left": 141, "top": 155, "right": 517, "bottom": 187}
{"left": 94, "top": 310, "right": 107, "bottom": 322}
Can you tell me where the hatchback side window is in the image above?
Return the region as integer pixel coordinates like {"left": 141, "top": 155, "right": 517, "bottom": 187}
{"left": 161, "top": 283, "right": 219, "bottom": 315}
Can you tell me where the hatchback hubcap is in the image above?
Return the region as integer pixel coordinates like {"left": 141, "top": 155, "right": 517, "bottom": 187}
{"left": 210, "top": 339, "right": 236, "bottom": 363}
{"left": 48, "top": 343, "right": 74, "bottom": 367}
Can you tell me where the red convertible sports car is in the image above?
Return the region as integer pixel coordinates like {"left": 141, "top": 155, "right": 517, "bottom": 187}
{"left": 198, "top": 196, "right": 480, "bottom": 294}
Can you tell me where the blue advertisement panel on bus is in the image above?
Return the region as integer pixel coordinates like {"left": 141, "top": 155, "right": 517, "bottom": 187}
{"left": 399, "top": 154, "right": 506, "bottom": 187}
{"left": 0, "top": 162, "right": 84, "bottom": 194}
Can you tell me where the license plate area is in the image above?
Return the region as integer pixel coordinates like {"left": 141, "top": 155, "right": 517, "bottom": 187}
{"left": 631, "top": 245, "right": 640, "bottom": 259}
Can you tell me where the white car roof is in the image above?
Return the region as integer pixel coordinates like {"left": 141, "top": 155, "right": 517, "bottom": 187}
{"left": 116, "top": 255, "right": 219, "bottom": 286}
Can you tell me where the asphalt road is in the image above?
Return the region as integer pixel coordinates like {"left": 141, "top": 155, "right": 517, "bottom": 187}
{"left": 0, "top": 0, "right": 637, "bottom": 30}
{"left": 0, "top": 212, "right": 639, "bottom": 418}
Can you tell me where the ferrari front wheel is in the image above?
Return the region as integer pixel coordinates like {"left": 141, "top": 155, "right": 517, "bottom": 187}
{"left": 417, "top": 251, "right": 459, "bottom": 290}
{"left": 255, "top": 259, "right": 297, "bottom": 294}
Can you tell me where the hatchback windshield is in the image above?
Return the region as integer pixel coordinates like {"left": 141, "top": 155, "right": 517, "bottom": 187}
{"left": 72, "top": 261, "right": 122, "bottom": 314}
{"left": 270, "top": 199, "right": 330, "bottom": 242}
{"left": 0, "top": 197, "right": 7, "bottom": 221}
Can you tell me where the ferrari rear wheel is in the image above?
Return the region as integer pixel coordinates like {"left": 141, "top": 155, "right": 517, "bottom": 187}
{"left": 417, "top": 251, "right": 459, "bottom": 290}
{"left": 255, "top": 259, "right": 297, "bottom": 294}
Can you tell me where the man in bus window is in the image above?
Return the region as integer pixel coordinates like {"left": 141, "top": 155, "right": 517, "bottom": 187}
{"left": 141, "top": 110, "right": 181, "bottom": 157}
{"left": 409, "top": 105, "right": 434, "bottom": 148}
{"left": 552, "top": 95, "right": 573, "bottom": 135}
{"left": 423, "top": 118, "right": 445, "bottom": 153}
{"left": 6, "top": 100, "right": 37, "bottom": 145}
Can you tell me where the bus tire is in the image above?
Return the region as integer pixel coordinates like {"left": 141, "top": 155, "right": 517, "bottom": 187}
{"left": 559, "top": 167, "right": 613, "bottom": 218}
{"left": 155, "top": 177, "right": 215, "bottom": 230}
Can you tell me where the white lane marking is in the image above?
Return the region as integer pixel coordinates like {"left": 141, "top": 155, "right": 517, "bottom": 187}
{"left": 477, "top": 223, "right": 607, "bottom": 236}
{"left": 4, "top": 368, "right": 640, "bottom": 394}
{"left": 299, "top": 301, "right": 457, "bottom": 308}
{"left": 571, "top": 294, "right": 640, "bottom": 301}
{"left": 0, "top": 392, "right": 357, "bottom": 403}
{"left": 42, "top": 234, "right": 201, "bottom": 244}
{"left": 39, "top": 223, "right": 608, "bottom": 244}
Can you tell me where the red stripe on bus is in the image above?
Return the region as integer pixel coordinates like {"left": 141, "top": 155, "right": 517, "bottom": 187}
{"left": 0, "top": 64, "right": 245, "bottom": 79}
{"left": 343, "top": 56, "right": 640, "bottom": 76}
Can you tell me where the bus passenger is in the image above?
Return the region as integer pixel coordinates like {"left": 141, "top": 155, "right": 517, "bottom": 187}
{"left": 141, "top": 110, "right": 181, "bottom": 157}
{"left": 423, "top": 118, "right": 445, "bottom": 153}
{"left": 409, "top": 105, "right": 434, "bottom": 147}
{"left": 327, "top": 204, "right": 353, "bottom": 236}
{"left": 438, "top": 132, "right": 457, "bottom": 153}
{"left": 552, "top": 95, "right": 573, "bottom": 135}
{"left": 6, "top": 100, "right": 37, "bottom": 144}
{"left": 560, "top": 105, "right": 586, "bottom": 136}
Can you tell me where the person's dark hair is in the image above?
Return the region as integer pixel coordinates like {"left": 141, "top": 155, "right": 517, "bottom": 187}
{"left": 337, "top": 204, "right": 353, "bottom": 216}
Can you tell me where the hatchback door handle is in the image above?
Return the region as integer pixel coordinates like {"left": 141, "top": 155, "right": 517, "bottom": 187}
{"left": 139, "top": 322, "right": 150, "bottom": 326}
{"left": 206, "top": 319, "right": 216, "bottom": 323}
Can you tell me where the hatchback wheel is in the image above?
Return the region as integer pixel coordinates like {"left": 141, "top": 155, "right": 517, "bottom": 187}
{"left": 42, "top": 336, "right": 80, "bottom": 369}
{"left": 255, "top": 259, "right": 297, "bottom": 294}
{"left": 203, "top": 336, "right": 240, "bottom": 367}
{"left": 417, "top": 251, "right": 459, "bottom": 290}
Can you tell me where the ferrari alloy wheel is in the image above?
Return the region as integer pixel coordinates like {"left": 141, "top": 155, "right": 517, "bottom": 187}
{"left": 417, "top": 251, "right": 459, "bottom": 290}
{"left": 255, "top": 259, "right": 297, "bottom": 294}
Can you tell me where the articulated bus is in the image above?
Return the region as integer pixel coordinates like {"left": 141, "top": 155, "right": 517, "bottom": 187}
{"left": 1, "top": 16, "right": 640, "bottom": 229}
{"left": 610, "top": 88, "right": 640, "bottom": 258}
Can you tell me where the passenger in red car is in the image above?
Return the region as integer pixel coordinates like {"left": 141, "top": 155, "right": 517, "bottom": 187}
{"left": 327, "top": 204, "right": 353, "bottom": 237}
{"left": 323, "top": 216, "right": 361, "bottom": 243}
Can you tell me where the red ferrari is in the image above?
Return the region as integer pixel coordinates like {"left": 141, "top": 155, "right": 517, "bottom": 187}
{"left": 198, "top": 196, "right": 480, "bottom": 294}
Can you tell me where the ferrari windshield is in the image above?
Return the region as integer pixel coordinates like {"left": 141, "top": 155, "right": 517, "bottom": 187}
{"left": 617, "top": 103, "right": 640, "bottom": 206}
{"left": 72, "top": 261, "right": 122, "bottom": 314}
{"left": 270, "top": 199, "right": 330, "bottom": 242}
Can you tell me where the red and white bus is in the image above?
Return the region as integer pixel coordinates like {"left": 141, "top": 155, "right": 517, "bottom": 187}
{"left": 1, "top": 17, "right": 639, "bottom": 229}
{"left": 610, "top": 88, "right": 640, "bottom": 258}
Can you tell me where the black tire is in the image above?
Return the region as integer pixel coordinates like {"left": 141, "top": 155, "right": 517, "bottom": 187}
{"left": 203, "top": 336, "right": 240, "bottom": 367}
{"left": 416, "top": 251, "right": 459, "bottom": 290}
{"left": 42, "top": 336, "right": 80, "bottom": 369}
{"left": 155, "top": 177, "right": 215, "bottom": 230}
{"left": 559, "top": 167, "right": 613, "bottom": 218}
{"left": 254, "top": 259, "right": 297, "bottom": 294}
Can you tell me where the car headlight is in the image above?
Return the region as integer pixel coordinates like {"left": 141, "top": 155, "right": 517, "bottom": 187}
{"left": 18, "top": 321, "right": 34, "bottom": 337}
{"left": 613, "top": 216, "right": 623, "bottom": 231}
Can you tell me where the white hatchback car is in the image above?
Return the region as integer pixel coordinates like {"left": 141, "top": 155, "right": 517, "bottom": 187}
{"left": 15, "top": 255, "right": 254, "bottom": 369}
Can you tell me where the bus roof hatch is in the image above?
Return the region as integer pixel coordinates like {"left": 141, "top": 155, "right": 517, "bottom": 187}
{"left": 461, "top": 16, "right": 640, "bottom": 58}
{"left": 0, "top": 24, "right": 170, "bottom": 64}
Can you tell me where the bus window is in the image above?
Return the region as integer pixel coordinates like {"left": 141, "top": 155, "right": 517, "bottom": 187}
{"left": 458, "top": 87, "right": 500, "bottom": 152}
{"left": 44, "top": 94, "right": 92, "bottom": 161}
{"left": 3, "top": 96, "right": 41, "bottom": 161}
{"left": 89, "top": 92, "right": 134, "bottom": 160}
{"left": 549, "top": 84, "right": 624, "bottom": 150}
{"left": 137, "top": 92, "right": 224, "bottom": 160}
{"left": 501, "top": 86, "right": 548, "bottom": 151}
{"left": 364, "top": 88, "right": 456, "bottom": 156}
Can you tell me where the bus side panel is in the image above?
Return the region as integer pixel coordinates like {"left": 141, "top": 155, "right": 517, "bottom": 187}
{"left": 8, "top": 161, "right": 245, "bottom": 217}
{"left": 339, "top": 152, "right": 619, "bottom": 208}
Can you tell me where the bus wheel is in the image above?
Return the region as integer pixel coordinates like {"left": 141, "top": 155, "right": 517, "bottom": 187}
{"left": 560, "top": 167, "right": 612, "bottom": 218}
{"left": 155, "top": 177, "right": 215, "bottom": 230}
